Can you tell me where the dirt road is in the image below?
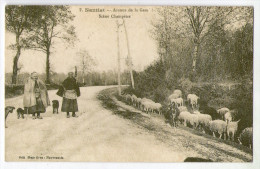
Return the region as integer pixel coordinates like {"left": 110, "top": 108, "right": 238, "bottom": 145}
{"left": 5, "top": 86, "right": 252, "bottom": 162}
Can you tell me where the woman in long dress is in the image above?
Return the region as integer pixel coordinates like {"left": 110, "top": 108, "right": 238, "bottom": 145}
{"left": 60, "top": 72, "right": 80, "bottom": 118}
{"left": 23, "top": 72, "right": 50, "bottom": 119}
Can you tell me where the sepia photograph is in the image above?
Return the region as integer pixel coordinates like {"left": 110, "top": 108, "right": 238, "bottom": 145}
{"left": 3, "top": 4, "right": 255, "bottom": 163}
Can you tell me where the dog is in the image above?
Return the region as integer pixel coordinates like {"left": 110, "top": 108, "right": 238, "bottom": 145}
{"left": 52, "top": 100, "right": 59, "bottom": 114}
{"left": 5, "top": 106, "right": 15, "bottom": 128}
{"left": 17, "top": 108, "right": 25, "bottom": 119}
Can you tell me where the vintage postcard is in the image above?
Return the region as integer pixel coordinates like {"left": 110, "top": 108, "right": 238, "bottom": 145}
{"left": 3, "top": 5, "right": 254, "bottom": 163}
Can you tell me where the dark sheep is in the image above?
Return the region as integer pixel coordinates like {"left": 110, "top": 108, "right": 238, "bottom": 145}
{"left": 199, "top": 105, "right": 221, "bottom": 120}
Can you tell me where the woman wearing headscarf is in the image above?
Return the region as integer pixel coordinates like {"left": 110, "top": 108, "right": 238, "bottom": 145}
{"left": 23, "top": 72, "right": 50, "bottom": 119}
{"left": 59, "top": 72, "right": 80, "bottom": 118}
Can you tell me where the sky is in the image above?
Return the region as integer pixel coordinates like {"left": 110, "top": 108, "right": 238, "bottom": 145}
{"left": 5, "top": 6, "right": 159, "bottom": 74}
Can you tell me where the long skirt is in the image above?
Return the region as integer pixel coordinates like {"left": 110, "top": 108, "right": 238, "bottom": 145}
{"left": 24, "top": 97, "right": 46, "bottom": 114}
{"left": 61, "top": 97, "right": 78, "bottom": 112}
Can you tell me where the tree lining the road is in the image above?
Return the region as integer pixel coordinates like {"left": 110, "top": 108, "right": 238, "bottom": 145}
{"left": 6, "top": 6, "right": 77, "bottom": 85}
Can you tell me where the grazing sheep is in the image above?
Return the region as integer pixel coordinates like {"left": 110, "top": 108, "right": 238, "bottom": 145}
{"left": 209, "top": 120, "right": 227, "bottom": 139}
{"left": 125, "top": 94, "right": 132, "bottom": 104}
{"left": 187, "top": 94, "right": 199, "bottom": 109}
{"left": 193, "top": 110, "right": 201, "bottom": 114}
{"left": 168, "top": 93, "right": 179, "bottom": 101}
{"left": 238, "top": 127, "right": 253, "bottom": 149}
{"left": 141, "top": 98, "right": 154, "bottom": 113}
{"left": 197, "top": 114, "right": 212, "bottom": 133}
{"left": 178, "top": 106, "right": 188, "bottom": 112}
{"left": 224, "top": 111, "right": 233, "bottom": 123}
{"left": 217, "top": 107, "right": 230, "bottom": 119}
{"left": 226, "top": 109, "right": 239, "bottom": 122}
{"left": 173, "top": 89, "right": 182, "bottom": 98}
{"left": 151, "top": 103, "right": 162, "bottom": 115}
{"left": 187, "top": 114, "right": 199, "bottom": 129}
{"left": 170, "top": 98, "right": 183, "bottom": 107}
{"left": 131, "top": 95, "right": 138, "bottom": 106}
{"left": 136, "top": 98, "right": 142, "bottom": 109}
{"left": 227, "top": 120, "right": 240, "bottom": 141}
{"left": 179, "top": 111, "right": 191, "bottom": 126}
{"left": 200, "top": 105, "right": 221, "bottom": 120}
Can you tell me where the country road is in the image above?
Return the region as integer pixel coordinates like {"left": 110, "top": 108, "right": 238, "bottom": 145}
{"left": 5, "top": 86, "right": 252, "bottom": 162}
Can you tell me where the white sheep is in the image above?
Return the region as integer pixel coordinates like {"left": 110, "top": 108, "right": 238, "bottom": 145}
{"left": 170, "top": 98, "right": 183, "bottom": 107}
{"left": 224, "top": 111, "right": 232, "bottom": 123}
{"left": 141, "top": 98, "right": 154, "bottom": 113}
{"left": 209, "top": 120, "right": 227, "bottom": 139}
{"left": 238, "top": 127, "right": 253, "bottom": 149}
{"left": 178, "top": 106, "right": 188, "bottom": 112}
{"left": 227, "top": 119, "right": 240, "bottom": 141}
{"left": 217, "top": 107, "right": 230, "bottom": 119}
{"left": 193, "top": 110, "right": 201, "bottom": 114}
{"left": 125, "top": 94, "right": 132, "bottom": 104}
{"left": 186, "top": 114, "right": 199, "bottom": 129}
{"left": 187, "top": 94, "right": 199, "bottom": 109}
{"left": 136, "top": 98, "right": 142, "bottom": 109}
{"left": 150, "top": 103, "right": 162, "bottom": 115}
{"left": 131, "top": 95, "right": 138, "bottom": 106}
{"left": 178, "top": 111, "right": 191, "bottom": 126}
{"left": 173, "top": 89, "right": 182, "bottom": 98}
{"left": 168, "top": 93, "right": 179, "bottom": 101}
{"left": 196, "top": 113, "right": 212, "bottom": 133}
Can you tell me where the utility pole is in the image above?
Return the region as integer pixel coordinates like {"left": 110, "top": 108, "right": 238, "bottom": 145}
{"left": 123, "top": 19, "right": 135, "bottom": 89}
{"left": 116, "top": 20, "right": 123, "bottom": 95}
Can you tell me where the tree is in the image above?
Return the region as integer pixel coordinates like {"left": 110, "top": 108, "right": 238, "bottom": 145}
{"left": 5, "top": 6, "right": 37, "bottom": 84}
{"left": 28, "top": 6, "right": 77, "bottom": 84}
{"left": 76, "top": 49, "right": 96, "bottom": 84}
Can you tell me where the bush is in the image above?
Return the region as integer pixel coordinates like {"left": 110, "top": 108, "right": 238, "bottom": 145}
{"left": 5, "top": 84, "right": 24, "bottom": 98}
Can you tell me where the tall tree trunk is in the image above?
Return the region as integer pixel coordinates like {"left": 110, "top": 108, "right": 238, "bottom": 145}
{"left": 46, "top": 49, "right": 51, "bottom": 84}
{"left": 11, "top": 46, "right": 21, "bottom": 84}
{"left": 12, "top": 34, "right": 21, "bottom": 84}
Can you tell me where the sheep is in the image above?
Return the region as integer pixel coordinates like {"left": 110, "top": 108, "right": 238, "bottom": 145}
{"left": 224, "top": 111, "right": 232, "bottom": 123}
{"left": 217, "top": 107, "right": 230, "bottom": 119}
{"left": 141, "top": 101, "right": 152, "bottom": 113}
{"left": 178, "top": 111, "right": 191, "bottom": 126}
{"left": 197, "top": 113, "right": 212, "bottom": 133}
{"left": 209, "top": 120, "right": 227, "bottom": 140}
{"left": 149, "top": 102, "right": 162, "bottom": 115}
{"left": 125, "top": 94, "right": 132, "bottom": 104}
{"left": 136, "top": 98, "right": 142, "bottom": 109}
{"left": 170, "top": 98, "right": 183, "bottom": 107}
{"left": 225, "top": 109, "right": 238, "bottom": 122}
{"left": 173, "top": 89, "right": 182, "bottom": 98}
{"left": 186, "top": 114, "right": 199, "bottom": 129}
{"left": 168, "top": 93, "right": 179, "bottom": 101}
{"left": 226, "top": 119, "right": 240, "bottom": 141}
{"left": 140, "top": 98, "right": 154, "bottom": 113}
{"left": 200, "top": 105, "right": 221, "bottom": 120}
{"left": 238, "top": 127, "right": 253, "bottom": 149}
{"left": 178, "top": 106, "right": 188, "bottom": 112}
{"left": 131, "top": 94, "right": 138, "bottom": 106}
{"left": 187, "top": 94, "right": 199, "bottom": 109}
{"left": 193, "top": 110, "right": 201, "bottom": 114}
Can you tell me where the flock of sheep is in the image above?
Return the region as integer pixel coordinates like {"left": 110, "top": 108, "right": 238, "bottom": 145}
{"left": 121, "top": 89, "right": 253, "bottom": 149}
